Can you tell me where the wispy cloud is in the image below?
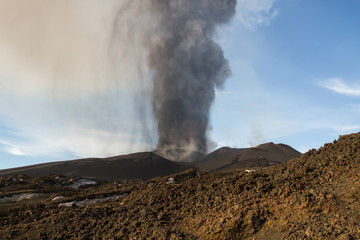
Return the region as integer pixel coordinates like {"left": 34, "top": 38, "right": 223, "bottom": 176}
{"left": 330, "top": 124, "right": 360, "bottom": 133}
{"left": 0, "top": 126, "right": 154, "bottom": 159}
{"left": 0, "top": 139, "right": 26, "bottom": 156}
{"left": 318, "top": 78, "right": 360, "bottom": 97}
{"left": 213, "top": 74, "right": 360, "bottom": 153}
{"left": 236, "top": 0, "right": 278, "bottom": 29}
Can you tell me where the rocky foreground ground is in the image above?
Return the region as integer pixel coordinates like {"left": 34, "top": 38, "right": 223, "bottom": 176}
{"left": 0, "top": 133, "right": 359, "bottom": 239}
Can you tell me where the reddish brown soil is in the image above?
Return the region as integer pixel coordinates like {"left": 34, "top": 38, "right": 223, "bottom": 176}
{"left": 0, "top": 132, "right": 359, "bottom": 239}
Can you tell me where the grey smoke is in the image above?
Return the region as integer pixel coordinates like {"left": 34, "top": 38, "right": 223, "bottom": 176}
{"left": 148, "top": 0, "right": 237, "bottom": 161}
{"left": 0, "top": 0, "right": 236, "bottom": 161}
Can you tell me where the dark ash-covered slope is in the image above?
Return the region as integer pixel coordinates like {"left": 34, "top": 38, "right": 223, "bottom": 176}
{"left": 0, "top": 152, "right": 186, "bottom": 181}
{"left": 197, "top": 142, "right": 301, "bottom": 172}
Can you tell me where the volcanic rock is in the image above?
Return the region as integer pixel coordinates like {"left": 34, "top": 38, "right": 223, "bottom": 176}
{"left": 0, "top": 132, "right": 359, "bottom": 239}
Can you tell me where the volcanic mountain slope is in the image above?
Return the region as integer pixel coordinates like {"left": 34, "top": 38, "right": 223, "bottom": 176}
{"left": 0, "top": 152, "right": 186, "bottom": 181}
{"left": 1, "top": 132, "right": 360, "bottom": 239}
{"left": 196, "top": 142, "right": 301, "bottom": 172}
{"left": 0, "top": 143, "right": 299, "bottom": 181}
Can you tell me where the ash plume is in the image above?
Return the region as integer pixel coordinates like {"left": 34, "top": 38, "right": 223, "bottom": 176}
{"left": 0, "top": 1, "right": 236, "bottom": 161}
{"left": 148, "top": 0, "right": 237, "bottom": 161}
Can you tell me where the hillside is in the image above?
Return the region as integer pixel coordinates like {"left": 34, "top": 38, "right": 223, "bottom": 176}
{"left": 0, "top": 152, "right": 186, "bottom": 181}
{"left": 196, "top": 142, "right": 300, "bottom": 172}
{"left": 0, "top": 132, "right": 359, "bottom": 239}
{"left": 0, "top": 143, "right": 299, "bottom": 180}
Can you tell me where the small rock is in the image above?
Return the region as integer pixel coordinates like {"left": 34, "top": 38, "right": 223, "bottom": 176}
{"left": 52, "top": 196, "right": 66, "bottom": 201}
{"left": 305, "top": 227, "right": 313, "bottom": 237}
{"left": 309, "top": 189, "right": 317, "bottom": 197}
{"left": 166, "top": 178, "right": 176, "bottom": 184}
{"left": 326, "top": 194, "right": 335, "bottom": 199}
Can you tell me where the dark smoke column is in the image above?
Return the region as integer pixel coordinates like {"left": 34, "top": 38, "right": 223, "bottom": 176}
{"left": 149, "top": 0, "right": 237, "bottom": 161}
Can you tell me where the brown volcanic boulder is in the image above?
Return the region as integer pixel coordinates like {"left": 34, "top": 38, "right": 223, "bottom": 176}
{"left": 0, "top": 152, "right": 186, "bottom": 181}
{"left": 196, "top": 142, "right": 301, "bottom": 172}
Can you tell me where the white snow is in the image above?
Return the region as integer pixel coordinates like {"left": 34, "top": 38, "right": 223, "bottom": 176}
{"left": 58, "top": 201, "right": 76, "bottom": 207}
{"left": 0, "top": 193, "right": 41, "bottom": 203}
{"left": 245, "top": 169, "right": 256, "bottom": 173}
{"left": 58, "top": 193, "right": 128, "bottom": 207}
{"left": 67, "top": 179, "right": 97, "bottom": 189}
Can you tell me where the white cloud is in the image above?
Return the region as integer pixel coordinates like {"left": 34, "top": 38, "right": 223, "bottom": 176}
{"left": 0, "top": 139, "right": 26, "bottom": 156}
{"left": 330, "top": 125, "right": 360, "bottom": 133}
{"left": 212, "top": 72, "right": 360, "bottom": 152}
{"left": 0, "top": 88, "right": 157, "bottom": 158}
{"left": 236, "top": 0, "right": 278, "bottom": 29}
{"left": 0, "top": 125, "right": 155, "bottom": 159}
{"left": 318, "top": 78, "right": 360, "bottom": 97}
{"left": 213, "top": 1, "right": 359, "bottom": 154}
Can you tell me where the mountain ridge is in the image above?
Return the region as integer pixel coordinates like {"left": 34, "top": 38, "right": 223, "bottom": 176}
{"left": 196, "top": 142, "right": 301, "bottom": 172}
{"left": 0, "top": 142, "right": 300, "bottom": 180}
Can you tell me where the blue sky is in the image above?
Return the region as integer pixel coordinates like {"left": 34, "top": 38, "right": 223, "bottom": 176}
{"left": 0, "top": 0, "right": 360, "bottom": 169}
{"left": 212, "top": 0, "right": 360, "bottom": 151}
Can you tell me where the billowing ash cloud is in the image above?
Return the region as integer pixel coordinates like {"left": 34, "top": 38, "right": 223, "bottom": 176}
{"left": 148, "top": 0, "right": 237, "bottom": 161}
{"left": 0, "top": 0, "right": 236, "bottom": 162}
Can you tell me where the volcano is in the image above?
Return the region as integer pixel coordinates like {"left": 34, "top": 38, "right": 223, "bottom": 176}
{"left": 0, "top": 132, "right": 359, "bottom": 239}
{"left": 0, "top": 142, "right": 299, "bottom": 180}
{"left": 196, "top": 142, "right": 301, "bottom": 172}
